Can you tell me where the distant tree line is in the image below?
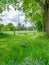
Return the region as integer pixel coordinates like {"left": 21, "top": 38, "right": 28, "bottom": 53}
{"left": 0, "top": 23, "right": 36, "bottom": 33}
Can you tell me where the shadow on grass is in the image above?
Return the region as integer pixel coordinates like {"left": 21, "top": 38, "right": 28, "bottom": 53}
{"left": 0, "top": 33, "right": 10, "bottom": 39}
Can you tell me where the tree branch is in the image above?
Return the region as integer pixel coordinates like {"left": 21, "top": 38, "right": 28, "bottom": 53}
{"left": 37, "top": 0, "right": 44, "bottom": 9}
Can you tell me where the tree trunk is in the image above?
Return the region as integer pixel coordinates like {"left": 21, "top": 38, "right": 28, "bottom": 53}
{"left": 44, "top": 0, "right": 49, "bottom": 36}
{"left": 13, "top": 27, "right": 15, "bottom": 35}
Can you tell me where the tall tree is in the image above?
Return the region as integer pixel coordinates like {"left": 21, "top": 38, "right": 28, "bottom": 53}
{"left": 36, "top": 0, "right": 49, "bottom": 36}
{"left": 21, "top": 0, "right": 49, "bottom": 36}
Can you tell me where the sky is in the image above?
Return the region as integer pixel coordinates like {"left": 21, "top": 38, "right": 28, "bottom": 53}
{"left": 0, "top": 5, "right": 32, "bottom": 27}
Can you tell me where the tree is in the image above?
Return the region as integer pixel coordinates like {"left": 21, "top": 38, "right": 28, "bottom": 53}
{"left": 4, "top": 23, "right": 16, "bottom": 35}
{"left": 16, "top": 23, "right": 27, "bottom": 31}
{"left": 21, "top": 24, "right": 26, "bottom": 30}
{"left": 4, "top": 23, "right": 14, "bottom": 31}
{"left": 16, "top": 23, "right": 22, "bottom": 31}
{"left": 21, "top": 0, "right": 49, "bottom": 36}
{"left": 36, "top": 0, "right": 49, "bottom": 35}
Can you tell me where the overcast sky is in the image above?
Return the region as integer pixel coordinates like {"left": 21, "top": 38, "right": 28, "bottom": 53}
{"left": 0, "top": 5, "right": 32, "bottom": 27}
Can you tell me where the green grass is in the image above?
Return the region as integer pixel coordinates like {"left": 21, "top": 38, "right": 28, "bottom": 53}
{"left": 0, "top": 32, "right": 49, "bottom": 65}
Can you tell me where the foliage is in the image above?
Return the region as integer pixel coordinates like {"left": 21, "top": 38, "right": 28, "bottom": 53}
{"left": 36, "top": 21, "right": 42, "bottom": 31}
{"left": 0, "top": 0, "right": 44, "bottom": 32}
{"left": 0, "top": 24, "right": 4, "bottom": 32}
{"left": 21, "top": 0, "right": 44, "bottom": 22}
{"left": 0, "top": 17, "right": 2, "bottom": 21}
{"left": 16, "top": 23, "right": 26, "bottom": 31}
{"left": 0, "top": 23, "right": 35, "bottom": 31}
{"left": 16, "top": 23, "right": 22, "bottom": 31}
{"left": 0, "top": 0, "right": 20, "bottom": 12}
{"left": 4, "top": 23, "right": 14, "bottom": 31}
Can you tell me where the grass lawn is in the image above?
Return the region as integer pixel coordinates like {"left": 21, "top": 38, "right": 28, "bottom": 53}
{"left": 0, "top": 32, "right": 49, "bottom": 65}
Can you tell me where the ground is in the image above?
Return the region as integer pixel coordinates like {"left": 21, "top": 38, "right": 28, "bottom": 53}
{"left": 0, "top": 32, "right": 49, "bottom": 65}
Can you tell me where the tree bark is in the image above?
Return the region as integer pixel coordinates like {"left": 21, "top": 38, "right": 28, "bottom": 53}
{"left": 44, "top": 0, "right": 49, "bottom": 36}
{"left": 13, "top": 27, "right": 15, "bottom": 35}
{"left": 37, "top": 0, "right": 49, "bottom": 36}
